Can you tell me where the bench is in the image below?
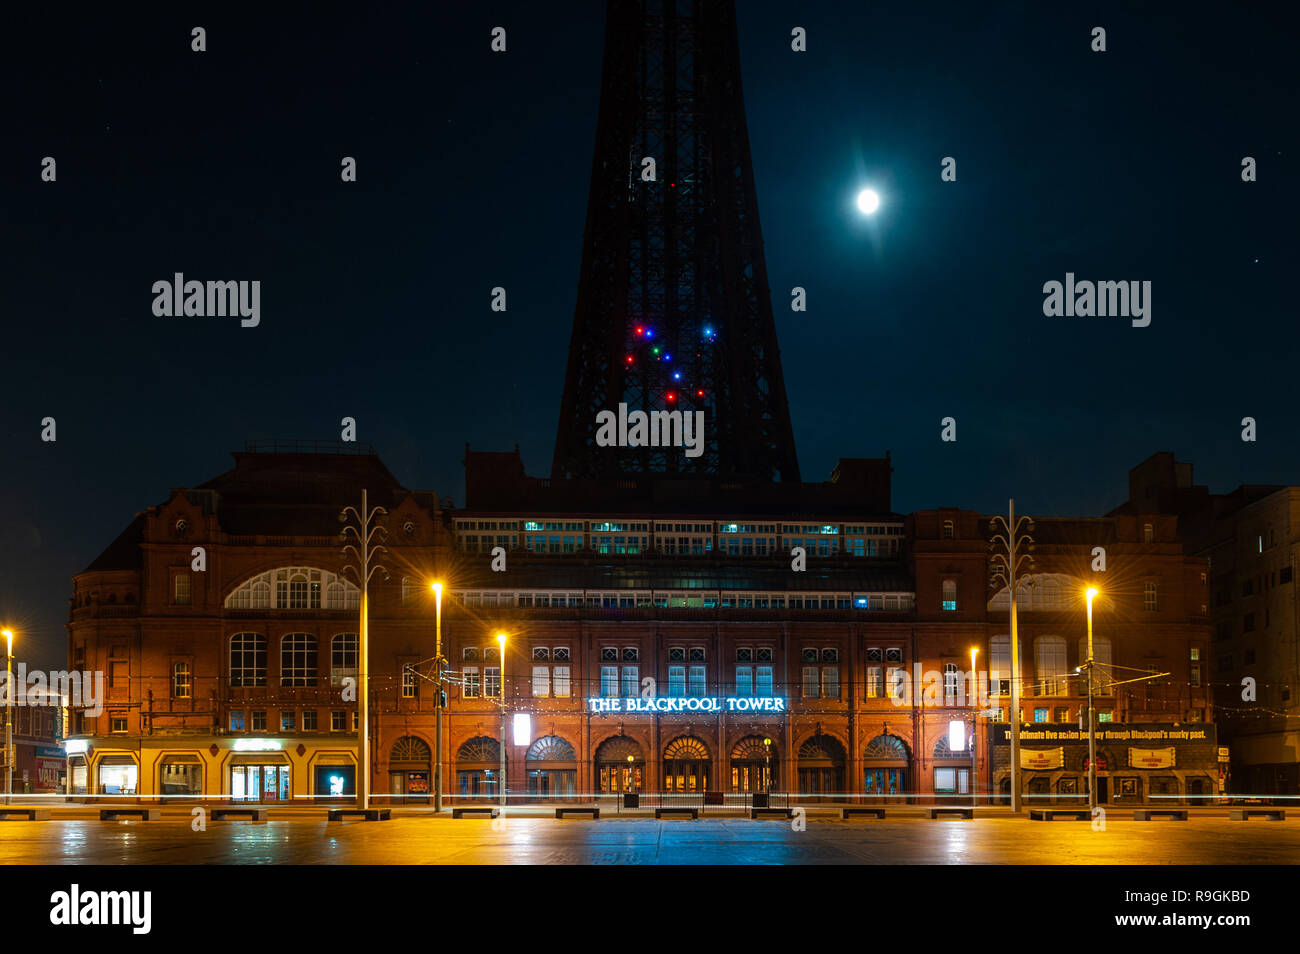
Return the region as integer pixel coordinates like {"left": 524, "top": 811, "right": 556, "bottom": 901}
{"left": 750, "top": 808, "right": 794, "bottom": 819}
{"left": 1030, "top": 809, "right": 1091, "bottom": 821}
{"left": 1133, "top": 809, "right": 1187, "bottom": 821}
{"left": 841, "top": 807, "right": 886, "bottom": 819}
{"left": 655, "top": 807, "right": 699, "bottom": 819}
{"left": 100, "top": 808, "right": 161, "bottom": 821}
{"left": 211, "top": 807, "right": 268, "bottom": 821}
{"left": 0, "top": 808, "right": 49, "bottom": 821}
{"left": 327, "top": 808, "right": 391, "bottom": 821}
{"left": 452, "top": 807, "right": 500, "bottom": 819}
{"left": 555, "top": 807, "right": 600, "bottom": 819}
{"left": 1229, "top": 809, "right": 1285, "bottom": 821}
{"left": 928, "top": 807, "right": 974, "bottom": 819}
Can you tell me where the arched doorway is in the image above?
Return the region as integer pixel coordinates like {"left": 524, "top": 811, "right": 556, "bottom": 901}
{"left": 525, "top": 736, "right": 577, "bottom": 800}
{"left": 730, "top": 736, "right": 777, "bottom": 793}
{"left": 388, "top": 736, "right": 431, "bottom": 803}
{"left": 663, "top": 736, "right": 711, "bottom": 793}
{"left": 797, "top": 734, "right": 846, "bottom": 799}
{"left": 863, "top": 734, "right": 909, "bottom": 803}
{"left": 456, "top": 736, "right": 501, "bottom": 799}
{"left": 595, "top": 736, "right": 644, "bottom": 793}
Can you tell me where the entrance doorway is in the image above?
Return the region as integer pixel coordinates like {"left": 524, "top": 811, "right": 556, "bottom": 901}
{"left": 730, "top": 736, "right": 777, "bottom": 793}
{"left": 797, "top": 734, "right": 846, "bottom": 800}
{"left": 231, "top": 764, "right": 290, "bottom": 802}
{"left": 595, "top": 735, "right": 645, "bottom": 793}
{"left": 663, "top": 736, "right": 711, "bottom": 793}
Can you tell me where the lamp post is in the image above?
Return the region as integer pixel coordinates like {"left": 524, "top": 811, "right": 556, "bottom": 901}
{"left": 970, "top": 647, "right": 979, "bottom": 807}
{"left": 341, "top": 491, "right": 388, "bottom": 813}
{"left": 496, "top": 633, "right": 507, "bottom": 808}
{"left": 626, "top": 754, "right": 634, "bottom": 792}
{"left": 431, "top": 582, "right": 444, "bottom": 813}
{"left": 763, "top": 737, "right": 772, "bottom": 794}
{"left": 989, "top": 500, "right": 1035, "bottom": 812}
{"left": 1085, "top": 587, "right": 1099, "bottom": 814}
{"left": 3, "top": 629, "right": 12, "bottom": 805}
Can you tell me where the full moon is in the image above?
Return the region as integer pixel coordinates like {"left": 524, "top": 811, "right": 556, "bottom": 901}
{"left": 856, "top": 188, "right": 880, "bottom": 214}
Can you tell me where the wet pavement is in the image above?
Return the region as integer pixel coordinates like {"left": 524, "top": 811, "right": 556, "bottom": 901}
{"left": 1, "top": 811, "right": 1298, "bottom": 864}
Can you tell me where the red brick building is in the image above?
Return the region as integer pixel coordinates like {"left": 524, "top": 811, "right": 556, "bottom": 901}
{"left": 65, "top": 443, "right": 1216, "bottom": 805}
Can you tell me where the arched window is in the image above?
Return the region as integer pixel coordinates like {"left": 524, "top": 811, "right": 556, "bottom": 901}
{"left": 1077, "top": 635, "right": 1114, "bottom": 696}
{"left": 280, "top": 633, "right": 319, "bottom": 686}
{"left": 390, "top": 736, "right": 431, "bottom": 763}
{"left": 331, "top": 633, "right": 358, "bottom": 686}
{"left": 457, "top": 736, "right": 500, "bottom": 763}
{"left": 526, "top": 736, "right": 576, "bottom": 762}
{"left": 172, "top": 662, "right": 192, "bottom": 699}
{"left": 225, "top": 567, "right": 358, "bottom": 610}
{"left": 229, "top": 633, "right": 267, "bottom": 687}
{"left": 1034, "top": 635, "right": 1068, "bottom": 697}
{"left": 864, "top": 733, "right": 910, "bottom": 762}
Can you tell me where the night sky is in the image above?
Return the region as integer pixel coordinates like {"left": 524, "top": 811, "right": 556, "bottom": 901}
{"left": 3, "top": 2, "right": 1296, "bottom": 668}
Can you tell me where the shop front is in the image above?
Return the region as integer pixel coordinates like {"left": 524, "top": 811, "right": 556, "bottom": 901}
{"left": 991, "top": 722, "right": 1219, "bottom": 805}
{"left": 96, "top": 755, "right": 138, "bottom": 795}
{"left": 313, "top": 760, "right": 355, "bottom": 801}
{"left": 159, "top": 755, "right": 203, "bottom": 797}
{"left": 231, "top": 755, "right": 292, "bottom": 802}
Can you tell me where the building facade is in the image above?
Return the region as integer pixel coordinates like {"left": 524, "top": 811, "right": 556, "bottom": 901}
{"left": 1112, "top": 452, "right": 1300, "bottom": 796}
{"left": 65, "top": 444, "right": 1218, "bottom": 805}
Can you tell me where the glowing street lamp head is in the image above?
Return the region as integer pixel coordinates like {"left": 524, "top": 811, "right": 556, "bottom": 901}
{"left": 2, "top": 629, "right": 11, "bottom": 654}
{"left": 856, "top": 188, "right": 880, "bottom": 214}
{"left": 496, "top": 632, "right": 507, "bottom": 648}
{"left": 1086, "top": 586, "right": 1099, "bottom": 602}
{"left": 431, "top": 581, "right": 443, "bottom": 596}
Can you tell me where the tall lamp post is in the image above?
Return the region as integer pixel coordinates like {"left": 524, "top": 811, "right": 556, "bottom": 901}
{"left": 1085, "top": 587, "right": 1099, "bottom": 814}
{"left": 988, "top": 500, "right": 1034, "bottom": 812}
{"left": 341, "top": 491, "right": 388, "bottom": 813}
{"left": 3, "top": 629, "right": 12, "bottom": 805}
{"left": 970, "top": 646, "right": 979, "bottom": 807}
{"left": 431, "top": 582, "right": 445, "bottom": 814}
{"left": 496, "top": 633, "right": 507, "bottom": 808}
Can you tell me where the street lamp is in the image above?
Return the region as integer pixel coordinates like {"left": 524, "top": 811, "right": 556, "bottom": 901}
{"left": 340, "top": 492, "right": 389, "bottom": 813}
{"left": 970, "top": 647, "right": 979, "bottom": 807}
{"left": 496, "top": 632, "right": 507, "bottom": 808}
{"left": 431, "top": 581, "right": 445, "bottom": 813}
{"left": 989, "top": 500, "right": 1035, "bottom": 811}
{"left": 763, "top": 737, "right": 773, "bottom": 794}
{"left": 626, "top": 754, "right": 634, "bottom": 793}
{"left": 3, "top": 629, "right": 12, "bottom": 805}
{"left": 1085, "top": 586, "right": 1100, "bottom": 814}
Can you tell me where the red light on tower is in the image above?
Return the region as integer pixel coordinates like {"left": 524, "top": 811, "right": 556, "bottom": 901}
{"left": 625, "top": 355, "right": 634, "bottom": 364}
{"left": 635, "top": 326, "right": 644, "bottom": 336}
{"left": 696, "top": 389, "right": 704, "bottom": 397}
{"left": 666, "top": 392, "right": 676, "bottom": 402}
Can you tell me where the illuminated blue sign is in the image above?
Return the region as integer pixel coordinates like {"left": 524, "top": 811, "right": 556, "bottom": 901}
{"left": 587, "top": 696, "right": 786, "bottom": 714}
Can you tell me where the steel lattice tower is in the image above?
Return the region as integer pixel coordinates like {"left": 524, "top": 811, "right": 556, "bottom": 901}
{"left": 551, "top": 0, "right": 801, "bottom": 482}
